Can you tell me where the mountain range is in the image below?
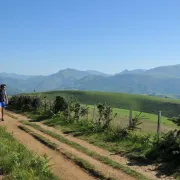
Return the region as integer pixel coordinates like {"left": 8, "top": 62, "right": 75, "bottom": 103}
{"left": 1, "top": 64, "right": 180, "bottom": 96}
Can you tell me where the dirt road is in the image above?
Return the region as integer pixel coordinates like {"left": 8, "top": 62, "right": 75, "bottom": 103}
{"left": 0, "top": 115, "right": 95, "bottom": 180}
{"left": 1, "top": 112, "right": 175, "bottom": 180}
{"left": 0, "top": 113, "right": 137, "bottom": 180}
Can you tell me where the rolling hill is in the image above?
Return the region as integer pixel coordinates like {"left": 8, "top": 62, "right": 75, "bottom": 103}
{"left": 1, "top": 64, "right": 180, "bottom": 96}
{"left": 27, "top": 90, "right": 180, "bottom": 117}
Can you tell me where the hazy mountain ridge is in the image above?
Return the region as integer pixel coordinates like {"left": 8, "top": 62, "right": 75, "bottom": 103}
{"left": 0, "top": 72, "right": 36, "bottom": 80}
{"left": 1, "top": 64, "right": 180, "bottom": 96}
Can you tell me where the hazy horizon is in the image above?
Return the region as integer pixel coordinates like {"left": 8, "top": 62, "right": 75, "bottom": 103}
{"left": 1, "top": 63, "right": 180, "bottom": 76}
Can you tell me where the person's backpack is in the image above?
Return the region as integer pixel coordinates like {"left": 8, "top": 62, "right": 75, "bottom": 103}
{"left": 0, "top": 89, "right": 6, "bottom": 102}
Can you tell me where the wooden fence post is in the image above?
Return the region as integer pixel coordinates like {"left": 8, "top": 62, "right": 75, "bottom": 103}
{"left": 44, "top": 96, "right": 47, "bottom": 112}
{"left": 157, "top": 111, "right": 161, "bottom": 142}
{"left": 129, "top": 108, "right": 133, "bottom": 128}
{"left": 92, "top": 104, "right": 96, "bottom": 124}
{"left": 79, "top": 104, "right": 81, "bottom": 119}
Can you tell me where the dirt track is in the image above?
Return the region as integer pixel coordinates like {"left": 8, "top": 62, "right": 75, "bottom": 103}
{"left": 1, "top": 112, "right": 175, "bottom": 180}
{"left": 0, "top": 115, "right": 95, "bottom": 180}
{"left": 0, "top": 113, "right": 136, "bottom": 180}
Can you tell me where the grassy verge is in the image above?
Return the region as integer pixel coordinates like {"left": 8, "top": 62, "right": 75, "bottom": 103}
{"left": 42, "top": 118, "right": 180, "bottom": 179}
{"left": 5, "top": 111, "right": 18, "bottom": 119}
{"left": 20, "top": 120, "right": 152, "bottom": 180}
{"left": 18, "top": 125, "right": 114, "bottom": 180}
{"left": 0, "top": 126, "right": 58, "bottom": 180}
{"left": 18, "top": 125, "right": 58, "bottom": 150}
{"left": 43, "top": 117, "right": 154, "bottom": 156}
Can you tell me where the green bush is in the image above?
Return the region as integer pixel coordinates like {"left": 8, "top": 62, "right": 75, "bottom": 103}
{"left": 97, "top": 103, "right": 117, "bottom": 129}
{"left": 52, "top": 96, "right": 69, "bottom": 118}
{"left": 8, "top": 95, "right": 42, "bottom": 112}
{"left": 146, "top": 130, "right": 180, "bottom": 166}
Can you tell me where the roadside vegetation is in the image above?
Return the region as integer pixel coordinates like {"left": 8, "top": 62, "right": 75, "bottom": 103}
{"left": 20, "top": 120, "right": 150, "bottom": 180}
{"left": 7, "top": 93, "right": 180, "bottom": 179}
{"left": 0, "top": 126, "right": 58, "bottom": 180}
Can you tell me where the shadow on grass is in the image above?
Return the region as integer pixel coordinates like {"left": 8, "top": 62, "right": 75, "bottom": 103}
{"left": 155, "top": 163, "right": 180, "bottom": 178}
{"left": 126, "top": 155, "right": 179, "bottom": 178}
{"left": 29, "top": 114, "right": 52, "bottom": 122}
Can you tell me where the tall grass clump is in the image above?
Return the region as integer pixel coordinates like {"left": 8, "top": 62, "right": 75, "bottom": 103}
{"left": 0, "top": 126, "right": 58, "bottom": 180}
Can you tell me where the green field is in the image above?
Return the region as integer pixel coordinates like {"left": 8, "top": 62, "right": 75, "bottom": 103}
{"left": 87, "top": 105, "right": 177, "bottom": 133}
{"left": 29, "top": 90, "right": 180, "bottom": 117}
{"left": 21, "top": 90, "right": 180, "bottom": 133}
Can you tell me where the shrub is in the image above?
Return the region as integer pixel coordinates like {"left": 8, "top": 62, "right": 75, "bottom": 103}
{"left": 97, "top": 103, "right": 117, "bottom": 129}
{"left": 146, "top": 129, "right": 180, "bottom": 167}
{"left": 52, "top": 96, "right": 68, "bottom": 114}
{"left": 168, "top": 115, "right": 180, "bottom": 126}
{"left": 8, "top": 95, "right": 42, "bottom": 112}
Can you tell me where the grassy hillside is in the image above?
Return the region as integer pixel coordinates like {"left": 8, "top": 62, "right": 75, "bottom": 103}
{"left": 29, "top": 90, "right": 180, "bottom": 117}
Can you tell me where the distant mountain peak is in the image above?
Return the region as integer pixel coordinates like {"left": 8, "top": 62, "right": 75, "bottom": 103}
{"left": 118, "top": 69, "right": 146, "bottom": 75}
{"left": 86, "top": 70, "right": 109, "bottom": 76}
{"left": 121, "top": 69, "right": 129, "bottom": 73}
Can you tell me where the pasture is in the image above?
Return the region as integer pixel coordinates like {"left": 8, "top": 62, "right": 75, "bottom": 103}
{"left": 24, "top": 90, "right": 179, "bottom": 133}
{"left": 29, "top": 90, "right": 180, "bottom": 117}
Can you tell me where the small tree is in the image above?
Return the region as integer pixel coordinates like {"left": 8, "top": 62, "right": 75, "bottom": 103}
{"left": 97, "top": 103, "right": 117, "bottom": 130}
{"left": 80, "top": 105, "right": 89, "bottom": 118}
{"left": 53, "top": 96, "right": 68, "bottom": 114}
{"left": 74, "top": 102, "right": 81, "bottom": 120}
{"left": 103, "top": 105, "right": 117, "bottom": 129}
{"left": 97, "top": 103, "right": 106, "bottom": 126}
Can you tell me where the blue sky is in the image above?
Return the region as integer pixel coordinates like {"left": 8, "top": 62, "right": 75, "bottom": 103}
{"left": 1, "top": 0, "right": 180, "bottom": 75}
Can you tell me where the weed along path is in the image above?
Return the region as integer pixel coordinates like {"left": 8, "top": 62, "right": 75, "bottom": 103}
{"left": 4, "top": 111, "right": 175, "bottom": 180}
{"left": 0, "top": 115, "right": 95, "bottom": 180}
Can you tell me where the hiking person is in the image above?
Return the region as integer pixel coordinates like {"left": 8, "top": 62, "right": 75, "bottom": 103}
{"left": 0, "top": 84, "right": 8, "bottom": 121}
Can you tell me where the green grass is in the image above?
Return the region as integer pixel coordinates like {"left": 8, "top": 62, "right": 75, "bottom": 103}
{"left": 41, "top": 117, "right": 179, "bottom": 179}
{"left": 18, "top": 125, "right": 115, "bottom": 180}
{"left": 43, "top": 117, "right": 154, "bottom": 156}
{"left": 20, "top": 89, "right": 179, "bottom": 134}
{"left": 26, "top": 90, "right": 180, "bottom": 117}
{"left": 87, "top": 105, "right": 177, "bottom": 133}
{"left": 0, "top": 126, "right": 58, "bottom": 180}
{"left": 20, "top": 120, "right": 153, "bottom": 180}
